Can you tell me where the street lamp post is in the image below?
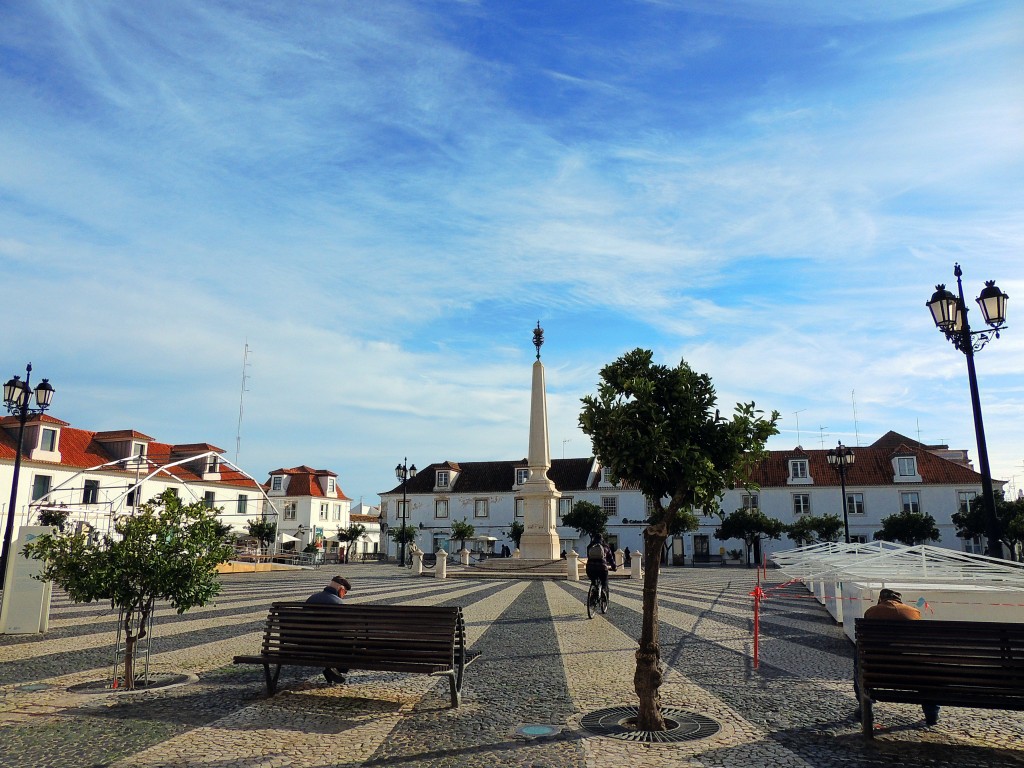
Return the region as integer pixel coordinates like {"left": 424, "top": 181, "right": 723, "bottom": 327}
{"left": 826, "top": 441, "right": 855, "bottom": 544}
{"left": 2, "top": 364, "right": 55, "bottom": 589}
{"left": 394, "top": 458, "right": 416, "bottom": 567}
{"left": 927, "top": 264, "right": 1009, "bottom": 559}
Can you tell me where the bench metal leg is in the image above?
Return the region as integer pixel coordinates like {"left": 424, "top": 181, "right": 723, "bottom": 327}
{"left": 860, "top": 696, "right": 873, "bottom": 737}
{"left": 447, "top": 672, "right": 460, "bottom": 708}
{"left": 263, "top": 663, "right": 282, "bottom": 696}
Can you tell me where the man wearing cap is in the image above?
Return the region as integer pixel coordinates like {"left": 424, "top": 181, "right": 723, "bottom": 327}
{"left": 306, "top": 576, "right": 351, "bottom": 684}
{"left": 307, "top": 575, "right": 351, "bottom": 605}
{"left": 854, "top": 588, "right": 940, "bottom": 725}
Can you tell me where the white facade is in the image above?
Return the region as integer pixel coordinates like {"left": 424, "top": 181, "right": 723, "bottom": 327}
{"left": 265, "top": 465, "right": 352, "bottom": 554}
{"left": 379, "top": 432, "right": 992, "bottom": 565}
{"left": 1, "top": 415, "right": 266, "bottom": 557}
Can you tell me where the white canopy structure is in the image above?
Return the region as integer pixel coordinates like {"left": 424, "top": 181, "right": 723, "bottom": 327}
{"left": 772, "top": 543, "right": 1024, "bottom": 587}
{"left": 770, "top": 543, "right": 1024, "bottom": 640}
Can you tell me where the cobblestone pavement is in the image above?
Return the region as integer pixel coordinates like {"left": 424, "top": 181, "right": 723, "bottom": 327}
{"left": 1, "top": 566, "right": 1022, "bottom": 768}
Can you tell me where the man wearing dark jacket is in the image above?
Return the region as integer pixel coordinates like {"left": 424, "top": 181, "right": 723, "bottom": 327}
{"left": 306, "top": 575, "right": 351, "bottom": 683}
{"left": 306, "top": 575, "right": 350, "bottom": 605}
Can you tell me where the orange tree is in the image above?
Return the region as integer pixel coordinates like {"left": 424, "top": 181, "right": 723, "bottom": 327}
{"left": 579, "top": 349, "right": 778, "bottom": 730}
{"left": 24, "top": 490, "right": 234, "bottom": 688}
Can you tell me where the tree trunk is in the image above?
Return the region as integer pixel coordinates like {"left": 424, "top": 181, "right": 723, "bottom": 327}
{"left": 121, "top": 600, "right": 152, "bottom": 691}
{"left": 634, "top": 521, "right": 667, "bottom": 730}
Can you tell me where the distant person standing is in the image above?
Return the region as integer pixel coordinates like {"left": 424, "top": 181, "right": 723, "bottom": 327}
{"left": 854, "top": 589, "right": 939, "bottom": 725}
{"left": 623, "top": 546, "right": 632, "bottom": 568}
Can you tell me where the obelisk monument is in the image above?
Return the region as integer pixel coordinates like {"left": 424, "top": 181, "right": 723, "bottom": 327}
{"left": 518, "top": 322, "right": 562, "bottom": 560}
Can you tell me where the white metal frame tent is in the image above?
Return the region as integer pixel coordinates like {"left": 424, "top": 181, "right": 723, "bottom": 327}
{"left": 773, "top": 543, "right": 1024, "bottom": 587}
{"left": 770, "top": 543, "right": 1024, "bottom": 637}
{"left": 28, "top": 451, "right": 280, "bottom": 555}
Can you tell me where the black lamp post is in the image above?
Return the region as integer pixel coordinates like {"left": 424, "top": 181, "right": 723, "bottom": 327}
{"left": 394, "top": 458, "right": 416, "bottom": 566}
{"left": 2, "top": 364, "right": 55, "bottom": 589}
{"left": 826, "top": 441, "right": 855, "bottom": 544}
{"left": 927, "top": 264, "right": 1009, "bottom": 559}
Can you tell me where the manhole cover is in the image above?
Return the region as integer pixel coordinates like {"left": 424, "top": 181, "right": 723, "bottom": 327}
{"left": 580, "top": 706, "right": 721, "bottom": 743}
{"left": 515, "top": 723, "right": 561, "bottom": 740}
{"left": 67, "top": 673, "right": 193, "bottom": 694}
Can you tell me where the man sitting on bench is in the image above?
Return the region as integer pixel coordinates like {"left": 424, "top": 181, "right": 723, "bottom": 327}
{"left": 307, "top": 575, "right": 351, "bottom": 683}
{"left": 854, "top": 588, "right": 940, "bottom": 726}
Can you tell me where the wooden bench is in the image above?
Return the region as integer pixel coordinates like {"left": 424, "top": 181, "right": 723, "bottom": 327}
{"left": 855, "top": 618, "right": 1024, "bottom": 736}
{"left": 234, "top": 602, "right": 469, "bottom": 707}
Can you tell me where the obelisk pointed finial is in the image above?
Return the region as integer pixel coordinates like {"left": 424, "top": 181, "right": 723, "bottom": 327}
{"left": 533, "top": 321, "right": 544, "bottom": 360}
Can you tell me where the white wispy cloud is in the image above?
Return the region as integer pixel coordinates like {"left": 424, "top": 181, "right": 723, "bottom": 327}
{"left": 1, "top": 0, "right": 1021, "bottom": 500}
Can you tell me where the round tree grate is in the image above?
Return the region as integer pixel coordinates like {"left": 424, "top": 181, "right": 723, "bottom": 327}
{"left": 68, "top": 673, "right": 194, "bottom": 694}
{"left": 580, "top": 706, "right": 721, "bottom": 743}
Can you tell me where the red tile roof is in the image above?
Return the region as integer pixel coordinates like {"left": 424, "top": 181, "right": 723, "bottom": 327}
{"left": 0, "top": 420, "right": 258, "bottom": 490}
{"left": 266, "top": 466, "right": 351, "bottom": 500}
{"left": 0, "top": 414, "right": 70, "bottom": 427}
{"left": 93, "top": 429, "right": 155, "bottom": 441}
{"left": 382, "top": 433, "right": 987, "bottom": 496}
{"left": 171, "top": 442, "right": 225, "bottom": 454}
{"left": 382, "top": 458, "right": 595, "bottom": 495}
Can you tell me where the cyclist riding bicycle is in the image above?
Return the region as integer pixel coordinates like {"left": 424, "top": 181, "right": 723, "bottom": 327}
{"left": 585, "top": 534, "right": 616, "bottom": 600}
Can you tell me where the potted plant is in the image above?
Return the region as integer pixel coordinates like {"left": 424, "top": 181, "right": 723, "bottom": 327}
{"left": 726, "top": 548, "right": 744, "bottom": 565}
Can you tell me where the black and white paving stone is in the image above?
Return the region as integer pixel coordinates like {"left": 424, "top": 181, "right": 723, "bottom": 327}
{"left": 0, "top": 566, "right": 1021, "bottom": 768}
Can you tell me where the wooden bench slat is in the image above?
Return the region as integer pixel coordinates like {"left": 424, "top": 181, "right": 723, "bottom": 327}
{"left": 235, "top": 602, "right": 469, "bottom": 708}
{"left": 855, "top": 618, "right": 1024, "bottom": 738}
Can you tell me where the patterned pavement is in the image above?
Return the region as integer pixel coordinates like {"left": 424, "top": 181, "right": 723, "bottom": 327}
{"left": 1, "top": 565, "right": 1022, "bottom": 768}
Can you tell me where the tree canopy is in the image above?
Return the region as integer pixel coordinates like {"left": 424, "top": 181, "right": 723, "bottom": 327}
{"left": 451, "top": 518, "right": 475, "bottom": 551}
{"left": 952, "top": 492, "right": 1024, "bottom": 560}
{"left": 36, "top": 507, "right": 70, "bottom": 532}
{"left": 578, "top": 348, "right": 778, "bottom": 730}
{"left": 506, "top": 520, "right": 524, "bottom": 549}
{"left": 786, "top": 513, "right": 844, "bottom": 546}
{"left": 873, "top": 509, "right": 940, "bottom": 546}
{"left": 24, "top": 490, "right": 234, "bottom": 689}
{"left": 245, "top": 517, "right": 277, "bottom": 552}
{"left": 561, "top": 500, "right": 609, "bottom": 541}
{"left": 336, "top": 523, "right": 367, "bottom": 562}
{"left": 715, "top": 506, "right": 786, "bottom": 563}
{"left": 388, "top": 524, "right": 417, "bottom": 545}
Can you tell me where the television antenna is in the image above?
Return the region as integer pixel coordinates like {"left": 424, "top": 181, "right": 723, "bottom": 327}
{"left": 235, "top": 342, "right": 252, "bottom": 465}
{"left": 792, "top": 409, "right": 807, "bottom": 447}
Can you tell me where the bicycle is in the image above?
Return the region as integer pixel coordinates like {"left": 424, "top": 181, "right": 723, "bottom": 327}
{"left": 586, "top": 577, "right": 608, "bottom": 618}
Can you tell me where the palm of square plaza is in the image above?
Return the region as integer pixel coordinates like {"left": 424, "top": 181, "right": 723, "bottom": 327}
{"left": 1, "top": 566, "right": 1022, "bottom": 768}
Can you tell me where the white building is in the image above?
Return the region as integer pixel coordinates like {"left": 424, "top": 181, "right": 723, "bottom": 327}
{"left": 0, "top": 414, "right": 266, "bottom": 556}
{"left": 379, "top": 432, "right": 992, "bottom": 564}
{"left": 264, "top": 465, "right": 352, "bottom": 556}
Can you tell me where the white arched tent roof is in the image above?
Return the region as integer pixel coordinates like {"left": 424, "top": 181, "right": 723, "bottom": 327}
{"left": 771, "top": 543, "right": 1024, "bottom": 589}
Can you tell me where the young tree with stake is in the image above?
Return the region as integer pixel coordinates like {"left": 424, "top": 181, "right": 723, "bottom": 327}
{"left": 580, "top": 349, "right": 778, "bottom": 730}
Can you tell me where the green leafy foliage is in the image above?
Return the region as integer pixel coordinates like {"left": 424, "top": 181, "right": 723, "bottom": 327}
{"left": 951, "top": 492, "right": 1024, "bottom": 560}
{"left": 715, "top": 506, "right": 786, "bottom": 563}
{"left": 561, "top": 500, "right": 609, "bottom": 540}
{"left": 786, "top": 513, "right": 844, "bottom": 546}
{"left": 245, "top": 517, "right": 277, "bottom": 552}
{"left": 211, "top": 519, "right": 234, "bottom": 541}
{"left": 580, "top": 349, "right": 779, "bottom": 527}
{"left": 506, "top": 520, "right": 524, "bottom": 548}
{"left": 23, "top": 490, "right": 235, "bottom": 688}
{"left": 388, "top": 524, "right": 418, "bottom": 545}
{"left": 336, "top": 523, "right": 367, "bottom": 562}
{"left": 578, "top": 348, "right": 779, "bottom": 730}
{"left": 36, "top": 507, "right": 71, "bottom": 532}
{"left": 450, "top": 518, "right": 475, "bottom": 551}
{"left": 873, "top": 509, "right": 940, "bottom": 545}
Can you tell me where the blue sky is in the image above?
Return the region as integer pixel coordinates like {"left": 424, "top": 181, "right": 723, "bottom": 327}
{"left": 2, "top": 1, "right": 1022, "bottom": 506}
